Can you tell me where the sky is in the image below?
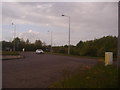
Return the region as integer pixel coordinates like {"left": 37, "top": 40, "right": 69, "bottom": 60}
{"left": 2, "top": 2, "right": 118, "bottom": 46}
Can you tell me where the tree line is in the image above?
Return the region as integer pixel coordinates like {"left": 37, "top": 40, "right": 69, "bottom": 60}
{"left": 0, "top": 36, "right": 117, "bottom": 57}
{"left": 1, "top": 37, "right": 50, "bottom": 52}
{"left": 53, "top": 36, "right": 117, "bottom": 57}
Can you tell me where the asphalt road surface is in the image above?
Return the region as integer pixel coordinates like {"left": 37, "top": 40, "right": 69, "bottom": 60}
{"left": 2, "top": 52, "right": 98, "bottom": 88}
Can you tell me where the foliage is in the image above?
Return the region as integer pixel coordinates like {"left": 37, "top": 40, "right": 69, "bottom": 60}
{"left": 1, "top": 36, "right": 118, "bottom": 58}
{"left": 1, "top": 37, "right": 48, "bottom": 51}
{"left": 53, "top": 46, "right": 68, "bottom": 54}
{"left": 69, "top": 36, "right": 117, "bottom": 57}
{"left": 50, "top": 64, "right": 119, "bottom": 88}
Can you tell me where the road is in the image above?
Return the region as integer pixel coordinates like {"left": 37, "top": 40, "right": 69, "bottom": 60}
{"left": 2, "top": 52, "right": 98, "bottom": 88}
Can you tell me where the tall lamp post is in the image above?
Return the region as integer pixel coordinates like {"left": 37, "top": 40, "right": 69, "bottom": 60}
{"left": 48, "top": 30, "right": 53, "bottom": 53}
{"left": 12, "top": 22, "right": 16, "bottom": 51}
{"left": 62, "top": 14, "right": 70, "bottom": 55}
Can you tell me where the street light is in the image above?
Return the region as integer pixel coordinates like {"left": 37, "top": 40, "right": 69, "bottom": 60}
{"left": 12, "top": 22, "right": 16, "bottom": 51}
{"left": 62, "top": 14, "right": 71, "bottom": 55}
{"left": 48, "top": 30, "right": 53, "bottom": 53}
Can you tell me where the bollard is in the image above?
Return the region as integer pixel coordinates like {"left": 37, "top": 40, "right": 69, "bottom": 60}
{"left": 105, "top": 52, "right": 113, "bottom": 66}
{"left": 22, "top": 48, "right": 25, "bottom": 52}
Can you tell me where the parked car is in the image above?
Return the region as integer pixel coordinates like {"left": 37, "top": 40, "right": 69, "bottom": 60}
{"left": 36, "top": 49, "right": 44, "bottom": 54}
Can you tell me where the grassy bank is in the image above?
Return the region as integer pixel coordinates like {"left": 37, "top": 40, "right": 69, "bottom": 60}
{"left": 46, "top": 52, "right": 118, "bottom": 62}
{"left": 45, "top": 52, "right": 105, "bottom": 59}
{"left": 49, "top": 63, "right": 119, "bottom": 88}
{"left": 2, "top": 51, "right": 19, "bottom": 56}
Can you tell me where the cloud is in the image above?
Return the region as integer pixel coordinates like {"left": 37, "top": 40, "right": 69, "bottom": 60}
{"left": 18, "top": 29, "right": 46, "bottom": 42}
{"left": 18, "top": 29, "right": 68, "bottom": 46}
{"left": 2, "top": 2, "right": 118, "bottom": 45}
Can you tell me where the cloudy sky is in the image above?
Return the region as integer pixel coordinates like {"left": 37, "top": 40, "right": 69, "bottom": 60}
{"left": 2, "top": 2, "right": 118, "bottom": 46}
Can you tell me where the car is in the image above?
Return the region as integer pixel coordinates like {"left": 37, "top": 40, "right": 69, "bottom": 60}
{"left": 36, "top": 49, "right": 44, "bottom": 54}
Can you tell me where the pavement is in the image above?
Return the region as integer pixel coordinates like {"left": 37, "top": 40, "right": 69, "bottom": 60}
{"left": 2, "top": 52, "right": 99, "bottom": 88}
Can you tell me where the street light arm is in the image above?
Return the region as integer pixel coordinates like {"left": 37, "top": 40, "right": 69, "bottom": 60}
{"left": 61, "top": 14, "right": 70, "bottom": 18}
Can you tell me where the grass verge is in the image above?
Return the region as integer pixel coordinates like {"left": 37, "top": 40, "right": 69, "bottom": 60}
{"left": 2, "top": 51, "right": 19, "bottom": 56}
{"left": 49, "top": 63, "right": 119, "bottom": 88}
{"left": 45, "top": 52, "right": 104, "bottom": 60}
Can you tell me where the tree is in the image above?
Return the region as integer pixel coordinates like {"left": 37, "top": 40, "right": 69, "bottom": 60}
{"left": 35, "top": 40, "right": 42, "bottom": 49}
{"left": 75, "top": 36, "right": 117, "bottom": 57}
{"left": 2, "top": 41, "right": 13, "bottom": 51}
{"left": 77, "top": 41, "right": 83, "bottom": 48}
{"left": 12, "top": 37, "right": 21, "bottom": 51}
{"left": 26, "top": 39, "right": 30, "bottom": 44}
